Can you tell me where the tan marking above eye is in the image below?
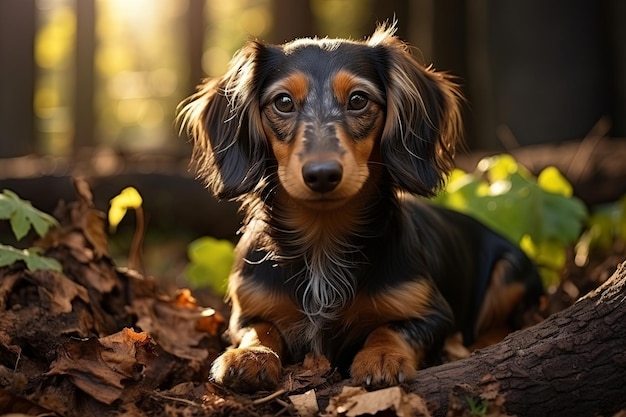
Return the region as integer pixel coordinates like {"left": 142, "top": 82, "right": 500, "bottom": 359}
{"left": 332, "top": 70, "right": 358, "bottom": 105}
{"left": 332, "top": 70, "right": 382, "bottom": 108}
{"left": 264, "top": 71, "right": 309, "bottom": 107}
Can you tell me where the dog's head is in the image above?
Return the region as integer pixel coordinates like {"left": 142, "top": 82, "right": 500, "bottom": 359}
{"left": 180, "top": 23, "right": 462, "bottom": 206}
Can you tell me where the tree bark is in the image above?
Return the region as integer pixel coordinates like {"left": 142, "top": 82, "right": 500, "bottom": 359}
{"left": 406, "top": 261, "right": 626, "bottom": 417}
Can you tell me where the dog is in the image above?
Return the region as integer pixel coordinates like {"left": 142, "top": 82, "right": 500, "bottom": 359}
{"left": 179, "top": 23, "right": 543, "bottom": 392}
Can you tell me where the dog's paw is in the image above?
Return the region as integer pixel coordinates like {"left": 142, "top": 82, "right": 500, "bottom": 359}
{"left": 350, "top": 346, "right": 418, "bottom": 388}
{"left": 210, "top": 346, "right": 282, "bottom": 392}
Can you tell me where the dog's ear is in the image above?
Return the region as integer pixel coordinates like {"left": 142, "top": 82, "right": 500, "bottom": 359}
{"left": 179, "top": 41, "right": 269, "bottom": 200}
{"left": 370, "top": 25, "right": 463, "bottom": 197}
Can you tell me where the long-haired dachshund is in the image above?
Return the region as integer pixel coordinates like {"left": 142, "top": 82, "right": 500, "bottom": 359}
{"left": 180, "top": 23, "right": 543, "bottom": 392}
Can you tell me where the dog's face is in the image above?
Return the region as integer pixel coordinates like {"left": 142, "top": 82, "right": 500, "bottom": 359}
{"left": 259, "top": 42, "right": 387, "bottom": 208}
{"left": 180, "top": 24, "right": 462, "bottom": 204}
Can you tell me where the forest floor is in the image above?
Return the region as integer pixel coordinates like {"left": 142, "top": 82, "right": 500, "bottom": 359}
{"left": 0, "top": 176, "right": 625, "bottom": 417}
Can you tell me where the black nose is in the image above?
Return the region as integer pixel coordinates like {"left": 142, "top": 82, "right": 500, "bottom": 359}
{"left": 302, "top": 160, "right": 343, "bottom": 193}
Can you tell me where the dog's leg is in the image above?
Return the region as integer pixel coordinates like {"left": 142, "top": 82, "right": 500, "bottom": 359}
{"left": 470, "top": 257, "right": 533, "bottom": 349}
{"left": 350, "top": 326, "right": 420, "bottom": 387}
{"left": 350, "top": 308, "right": 452, "bottom": 388}
{"left": 210, "top": 322, "right": 284, "bottom": 392}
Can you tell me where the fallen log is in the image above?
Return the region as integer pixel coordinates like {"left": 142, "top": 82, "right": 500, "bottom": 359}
{"left": 405, "top": 261, "right": 626, "bottom": 417}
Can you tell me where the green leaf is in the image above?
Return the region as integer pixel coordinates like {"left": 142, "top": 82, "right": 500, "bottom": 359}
{"left": 0, "top": 191, "right": 17, "bottom": 219}
{"left": 24, "top": 252, "right": 63, "bottom": 272}
{"left": 0, "top": 244, "right": 23, "bottom": 266}
{"left": 539, "top": 190, "right": 588, "bottom": 244}
{"left": 0, "top": 244, "right": 62, "bottom": 272}
{"left": 575, "top": 198, "right": 626, "bottom": 262}
{"left": 184, "top": 237, "right": 234, "bottom": 295}
{"left": 435, "top": 154, "right": 588, "bottom": 288}
{"left": 0, "top": 189, "right": 59, "bottom": 240}
{"left": 10, "top": 205, "right": 30, "bottom": 240}
{"left": 520, "top": 235, "right": 566, "bottom": 287}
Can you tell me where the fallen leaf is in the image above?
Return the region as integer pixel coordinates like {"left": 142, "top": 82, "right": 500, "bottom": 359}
{"left": 82, "top": 209, "right": 111, "bottom": 258}
{"left": 78, "top": 260, "right": 119, "bottom": 294}
{"left": 283, "top": 353, "right": 337, "bottom": 392}
{"left": 174, "top": 288, "right": 200, "bottom": 309}
{"left": 31, "top": 269, "right": 89, "bottom": 315}
{"left": 0, "top": 270, "right": 21, "bottom": 310}
{"left": 448, "top": 380, "right": 513, "bottom": 417}
{"left": 133, "top": 294, "right": 224, "bottom": 365}
{"left": 327, "top": 386, "right": 431, "bottom": 417}
{"left": 46, "top": 328, "right": 156, "bottom": 405}
{"left": 72, "top": 178, "right": 110, "bottom": 258}
{"left": 195, "top": 308, "right": 225, "bottom": 336}
{"left": 73, "top": 177, "right": 94, "bottom": 206}
{"left": 289, "top": 389, "right": 319, "bottom": 417}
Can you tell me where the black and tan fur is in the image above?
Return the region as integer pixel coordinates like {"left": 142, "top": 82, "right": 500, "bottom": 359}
{"left": 179, "top": 24, "right": 543, "bottom": 392}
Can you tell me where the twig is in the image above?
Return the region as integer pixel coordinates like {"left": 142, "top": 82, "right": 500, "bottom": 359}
{"left": 252, "top": 388, "right": 288, "bottom": 405}
{"left": 128, "top": 206, "right": 145, "bottom": 273}
{"left": 565, "top": 116, "right": 611, "bottom": 183}
{"left": 495, "top": 124, "right": 520, "bottom": 151}
{"left": 152, "top": 391, "right": 202, "bottom": 408}
{"left": 14, "top": 350, "right": 21, "bottom": 371}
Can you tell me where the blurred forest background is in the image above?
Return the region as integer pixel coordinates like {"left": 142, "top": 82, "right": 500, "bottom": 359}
{"left": 1, "top": 0, "right": 626, "bottom": 279}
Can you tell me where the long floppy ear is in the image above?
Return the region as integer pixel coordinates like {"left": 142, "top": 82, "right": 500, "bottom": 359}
{"left": 370, "top": 25, "right": 463, "bottom": 197}
{"left": 178, "top": 41, "right": 269, "bottom": 200}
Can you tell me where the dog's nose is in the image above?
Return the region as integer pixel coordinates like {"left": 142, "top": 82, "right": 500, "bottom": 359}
{"left": 302, "top": 161, "right": 343, "bottom": 193}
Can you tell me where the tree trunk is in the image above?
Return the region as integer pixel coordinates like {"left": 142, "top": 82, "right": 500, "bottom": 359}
{"left": 406, "top": 261, "right": 626, "bottom": 417}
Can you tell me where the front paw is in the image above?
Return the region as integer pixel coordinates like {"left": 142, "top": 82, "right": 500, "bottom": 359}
{"left": 210, "top": 346, "right": 282, "bottom": 392}
{"left": 350, "top": 346, "right": 417, "bottom": 388}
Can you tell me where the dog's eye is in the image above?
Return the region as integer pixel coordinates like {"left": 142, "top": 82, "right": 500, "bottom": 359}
{"left": 274, "top": 94, "right": 295, "bottom": 113}
{"left": 348, "top": 92, "right": 368, "bottom": 111}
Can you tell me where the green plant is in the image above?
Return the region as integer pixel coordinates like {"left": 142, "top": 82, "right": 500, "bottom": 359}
{"left": 0, "top": 189, "right": 62, "bottom": 272}
{"left": 465, "top": 396, "right": 488, "bottom": 417}
{"left": 184, "top": 236, "right": 234, "bottom": 296}
{"left": 108, "top": 187, "right": 145, "bottom": 271}
{"left": 575, "top": 195, "right": 626, "bottom": 266}
{"left": 433, "top": 155, "right": 588, "bottom": 287}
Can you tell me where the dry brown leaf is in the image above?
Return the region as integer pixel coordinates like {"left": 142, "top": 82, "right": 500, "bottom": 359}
{"left": 72, "top": 177, "right": 94, "bottom": 205}
{"left": 133, "top": 295, "right": 223, "bottom": 365}
{"left": 447, "top": 380, "right": 514, "bottom": 417}
{"left": 67, "top": 198, "right": 110, "bottom": 259}
{"left": 0, "top": 271, "right": 22, "bottom": 310}
{"left": 283, "top": 353, "right": 337, "bottom": 392}
{"left": 82, "top": 209, "right": 110, "bottom": 258}
{"left": 78, "top": 261, "right": 119, "bottom": 294}
{"left": 173, "top": 288, "right": 199, "bottom": 309}
{"left": 289, "top": 389, "right": 319, "bottom": 417}
{"left": 41, "top": 179, "right": 110, "bottom": 259}
{"left": 62, "top": 232, "right": 94, "bottom": 263}
{"left": 327, "top": 386, "right": 431, "bottom": 417}
{"left": 171, "top": 289, "right": 225, "bottom": 336}
{"left": 46, "top": 328, "right": 155, "bottom": 405}
{"left": 31, "top": 269, "right": 89, "bottom": 315}
{"left": 195, "top": 309, "right": 225, "bottom": 336}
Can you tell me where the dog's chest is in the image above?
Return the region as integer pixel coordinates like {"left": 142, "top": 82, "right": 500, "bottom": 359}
{"left": 279, "top": 256, "right": 359, "bottom": 356}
